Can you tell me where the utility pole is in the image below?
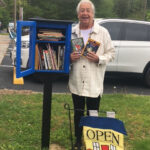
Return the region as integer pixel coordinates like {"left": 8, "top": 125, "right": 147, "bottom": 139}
{"left": 143, "top": 0, "right": 147, "bottom": 20}
{"left": 14, "top": 0, "right": 16, "bottom": 32}
{"left": 19, "top": 7, "right": 23, "bottom": 20}
{"left": 0, "top": 0, "right": 6, "bottom": 7}
{"left": 19, "top": 0, "right": 23, "bottom": 20}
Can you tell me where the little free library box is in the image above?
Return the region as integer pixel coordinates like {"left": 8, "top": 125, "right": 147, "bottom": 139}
{"left": 16, "top": 18, "right": 73, "bottom": 78}
{"left": 15, "top": 18, "right": 73, "bottom": 149}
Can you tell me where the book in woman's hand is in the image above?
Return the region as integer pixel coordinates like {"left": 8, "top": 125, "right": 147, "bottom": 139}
{"left": 71, "top": 37, "right": 84, "bottom": 53}
{"left": 82, "top": 38, "right": 100, "bottom": 56}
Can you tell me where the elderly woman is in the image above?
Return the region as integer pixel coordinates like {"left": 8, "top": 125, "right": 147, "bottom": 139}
{"left": 69, "top": 0, "right": 115, "bottom": 149}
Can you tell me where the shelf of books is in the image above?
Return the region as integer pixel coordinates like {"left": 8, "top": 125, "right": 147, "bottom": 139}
{"left": 35, "top": 28, "right": 66, "bottom": 72}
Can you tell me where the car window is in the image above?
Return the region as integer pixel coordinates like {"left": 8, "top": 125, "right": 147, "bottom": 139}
{"left": 124, "top": 23, "right": 150, "bottom": 41}
{"left": 99, "top": 22, "right": 122, "bottom": 40}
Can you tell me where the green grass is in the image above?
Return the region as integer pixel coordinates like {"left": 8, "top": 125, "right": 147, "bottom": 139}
{"left": 0, "top": 33, "right": 8, "bottom": 35}
{"left": 0, "top": 93, "right": 150, "bottom": 150}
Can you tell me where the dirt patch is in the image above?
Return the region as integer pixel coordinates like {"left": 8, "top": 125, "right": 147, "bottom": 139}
{"left": 0, "top": 89, "right": 41, "bottom": 95}
{"left": 50, "top": 144, "right": 65, "bottom": 150}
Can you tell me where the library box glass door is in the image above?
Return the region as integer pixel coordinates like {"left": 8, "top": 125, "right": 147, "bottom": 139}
{"left": 16, "top": 21, "right": 36, "bottom": 78}
{"left": 16, "top": 19, "right": 72, "bottom": 78}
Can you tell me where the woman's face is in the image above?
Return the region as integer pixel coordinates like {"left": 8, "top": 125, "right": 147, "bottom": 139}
{"left": 78, "top": 2, "right": 94, "bottom": 29}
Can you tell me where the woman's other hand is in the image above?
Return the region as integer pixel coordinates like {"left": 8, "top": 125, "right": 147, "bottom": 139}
{"left": 86, "top": 51, "right": 99, "bottom": 63}
{"left": 70, "top": 51, "right": 81, "bottom": 62}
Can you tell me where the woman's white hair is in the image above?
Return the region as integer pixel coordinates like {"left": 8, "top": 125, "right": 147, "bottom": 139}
{"left": 76, "top": 0, "right": 95, "bottom": 16}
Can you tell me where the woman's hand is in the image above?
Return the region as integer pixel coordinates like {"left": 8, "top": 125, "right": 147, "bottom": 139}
{"left": 70, "top": 51, "right": 81, "bottom": 62}
{"left": 86, "top": 51, "right": 99, "bottom": 63}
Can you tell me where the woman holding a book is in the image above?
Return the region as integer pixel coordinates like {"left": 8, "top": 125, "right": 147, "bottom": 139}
{"left": 69, "top": 0, "right": 115, "bottom": 149}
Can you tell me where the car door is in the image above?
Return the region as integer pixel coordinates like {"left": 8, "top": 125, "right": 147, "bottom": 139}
{"left": 117, "top": 22, "right": 150, "bottom": 73}
{"left": 99, "top": 21, "right": 123, "bottom": 72}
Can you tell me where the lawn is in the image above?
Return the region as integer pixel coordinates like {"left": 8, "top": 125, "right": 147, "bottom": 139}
{"left": 0, "top": 92, "right": 150, "bottom": 150}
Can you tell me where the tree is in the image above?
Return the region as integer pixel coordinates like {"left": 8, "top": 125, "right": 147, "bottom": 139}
{"left": 0, "top": 0, "right": 6, "bottom": 7}
{"left": 2, "top": 0, "right": 150, "bottom": 30}
{"left": 0, "top": 7, "right": 10, "bottom": 28}
{"left": 93, "top": 0, "right": 116, "bottom": 18}
{"left": 113, "top": 0, "right": 130, "bottom": 18}
{"left": 127, "top": 0, "right": 146, "bottom": 20}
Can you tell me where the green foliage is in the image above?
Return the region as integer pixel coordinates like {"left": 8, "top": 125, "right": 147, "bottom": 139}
{"left": 1, "top": 0, "right": 150, "bottom": 28}
{"left": 88, "top": 0, "right": 116, "bottom": 18}
{"left": 23, "top": 5, "right": 44, "bottom": 20}
{"left": 146, "top": 11, "right": 150, "bottom": 21}
{"left": 113, "top": 0, "right": 130, "bottom": 18}
{"left": 132, "top": 139, "right": 150, "bottom": 150}
{"left": 0, "top": 8, "right": 10, "bottom": 28}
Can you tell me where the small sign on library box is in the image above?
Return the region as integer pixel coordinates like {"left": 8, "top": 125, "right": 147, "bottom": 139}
{"left": 80, "top": 116, "right": 127, "bottom": 150}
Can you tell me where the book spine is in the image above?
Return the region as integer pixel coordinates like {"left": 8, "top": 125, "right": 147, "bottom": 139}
{"left": 35, "top": 44, "right": 40, "bottom": 70}
{"left": 37, "top": 45, "right": 42, "bottom": 70}
{"left": 39, "top": 46, "right": 44, "bottom": 70}
{"left": 47, "top": 44, "right": 55, "bottom": 70}
{"left": 60, "top": 46, "right": 65, "bottom": 70}
{"left": 57, "top": 46, "right": 60, "bottom": 70}
{"left": 45, "top": 50, "right": 51, "bottom": 70}
{"left": 43, "top": 50, "right": 48, "bottom": 70}
{"left": 52, "top": 49, "right": 58, "bottom": 70}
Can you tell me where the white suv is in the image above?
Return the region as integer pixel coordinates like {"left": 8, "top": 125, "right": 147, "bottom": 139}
{"left": 96, "top": 18, "right": 150, "bottom": 87}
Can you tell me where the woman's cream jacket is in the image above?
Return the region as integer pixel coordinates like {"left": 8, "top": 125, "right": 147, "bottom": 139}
{"left": 69, "top": 21, "right": 115, "bottom": 97}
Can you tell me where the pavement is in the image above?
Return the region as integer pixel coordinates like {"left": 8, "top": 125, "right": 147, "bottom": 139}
{"left": 0, "top": 34, "right": 149, "bottom": 96}
{"left": 0, "top": 35, "right": 11, "bottom": 64}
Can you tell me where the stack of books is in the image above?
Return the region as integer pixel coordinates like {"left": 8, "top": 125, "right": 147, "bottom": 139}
{"left": 37, "top": 29, "right": 65, "bottom": 41}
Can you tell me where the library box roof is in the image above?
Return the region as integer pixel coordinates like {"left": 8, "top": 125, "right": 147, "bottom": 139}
{"left": 29, "top": 18, "right": 74, "bottom": 24}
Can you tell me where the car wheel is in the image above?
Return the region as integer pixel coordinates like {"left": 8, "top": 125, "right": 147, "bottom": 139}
{"left": 144, "top": 67, "right": 150, "bottom": 88}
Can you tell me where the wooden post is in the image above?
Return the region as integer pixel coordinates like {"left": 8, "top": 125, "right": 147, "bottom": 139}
{"left": 41, "top": 79, "right": 52, "bottom": 149}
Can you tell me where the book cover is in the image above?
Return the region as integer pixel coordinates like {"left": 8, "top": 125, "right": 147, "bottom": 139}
{"left": 35, "top": 44, "right": 40, "bottom": 70}
{"left": 71, "top": 37, "right": 84, "bottom": 53}
{"left": 82, "top": 38, "right": 100, "bottom": 56}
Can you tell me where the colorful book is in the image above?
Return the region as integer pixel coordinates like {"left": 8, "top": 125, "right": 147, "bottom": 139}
{"left": 47, "top": 44, "right": 55, "bottom": 70}
{"left": 45, "top": 50, "right": 52, "bottom": 70}
{"left": 47, "top": 43, "right": 59, "bottom": 70}
{"left": 58, "top": 45, "right": 65, "bottom": 70}
{"left": 82, "top": 38, "right": 100, "bottom": 56}
{"left": 43, "top": 50, "right": 48, "bottom": 70}
{"left": 35, "top": 44, "right": 40, "bottom": 70}
{"left": 71, "top": 37, "right": 84, "bottom": 53}
{"left": 38, "top": 45, "right": 45, "bottom": 70}
{"left": 52, "top": 49, "right": 58, "bottom": 70}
